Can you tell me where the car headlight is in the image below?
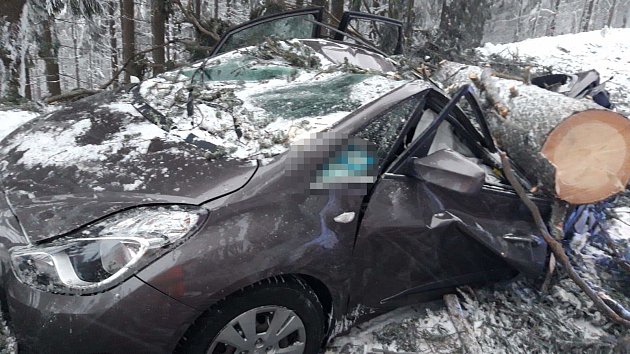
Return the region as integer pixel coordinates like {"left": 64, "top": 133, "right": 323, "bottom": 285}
{"left": 10, "top": 205, "right": 207, "bottom": 294}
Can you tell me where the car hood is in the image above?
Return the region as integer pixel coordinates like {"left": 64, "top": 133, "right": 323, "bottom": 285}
{"left": 0, "top": 89, "right": 257, "bottom": 242}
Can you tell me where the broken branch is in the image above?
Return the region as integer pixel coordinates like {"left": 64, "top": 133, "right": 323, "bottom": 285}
{"left": 444, "top": 294, "right": 483, "bottom": 353}
{"left": 500, "top": 152, "right": 630, "bottom": 327}
{"left": 172, "top": 0, "right": 220, "bottom": 42}
{"left": 100, "top": 39, "right": 180, "bottom": 90}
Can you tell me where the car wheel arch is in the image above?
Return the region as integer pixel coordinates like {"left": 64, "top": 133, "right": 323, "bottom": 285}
{"left": 175, "top": 273, "right": 335, "bottom": 351}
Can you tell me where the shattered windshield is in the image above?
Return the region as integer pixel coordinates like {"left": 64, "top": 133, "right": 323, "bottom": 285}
{"left": 139, "top": 40, "right": 407, "bottom": 160}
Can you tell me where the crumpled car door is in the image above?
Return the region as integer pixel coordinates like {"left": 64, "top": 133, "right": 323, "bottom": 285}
{"left": 210, "top": 8, "right": 324, "bottom": 56}
{"left": 334, "top": 11, "right": 404, "bottom": 55}
{"left": 350, "top": 86, "right": 551, "bottom": 309}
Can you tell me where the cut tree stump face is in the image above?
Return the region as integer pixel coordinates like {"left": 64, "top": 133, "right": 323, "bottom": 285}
{"left": 542, "top": 109, "right": 630, "bottom": 204}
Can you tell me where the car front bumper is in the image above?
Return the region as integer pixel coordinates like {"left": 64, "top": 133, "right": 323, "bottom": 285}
{"left": 0, "top": 194, "right": 201, "bottom": 354}
{"left": 3, "top": 273, "right": 200, "bottom": 354}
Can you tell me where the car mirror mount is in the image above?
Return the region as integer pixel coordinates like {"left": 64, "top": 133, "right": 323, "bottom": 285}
{"left": 409, "top": 149, "right": 485, "bottom": 195}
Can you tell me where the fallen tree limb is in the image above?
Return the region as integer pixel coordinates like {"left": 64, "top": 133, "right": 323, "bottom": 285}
{"left": 500, "top": 152, "right": 630, "bottom": 327}
{"left": 443, "top": 294, "right": 483, "bottom": 353}
{"left": 100, "top": 39, "right": 180, "bottom": 90}
{"left": 482, "top": 70, "right": 630, "bottom": 205}
{"left": 172, "top": 0, "right": 220, "bottom": 42}
{"left": 433, "top": 61, "right": 630, "bottom": 205}
{"left": 45, "top": 88, "right": 101, "bottom": 104}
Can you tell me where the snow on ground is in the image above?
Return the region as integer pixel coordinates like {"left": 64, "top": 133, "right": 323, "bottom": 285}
{"left": 0, "top": 110, "right": 39, "bottom": 142}
{"left": 477, "top": 27, "right": 630, "bottom": 116}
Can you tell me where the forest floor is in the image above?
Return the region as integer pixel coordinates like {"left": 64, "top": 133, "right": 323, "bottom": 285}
{"left": 0, "top": 28, "right": 629, "bottom": 353}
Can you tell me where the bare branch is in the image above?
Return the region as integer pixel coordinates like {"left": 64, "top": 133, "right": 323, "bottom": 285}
{"left": 100, "top": 39, "right": 180, "bottom": 90}
{"left": 500, "top": 152, "right": 630, "bottom": 327}
{"left": 172, "top": 0, "right": 220, "bottom": 42}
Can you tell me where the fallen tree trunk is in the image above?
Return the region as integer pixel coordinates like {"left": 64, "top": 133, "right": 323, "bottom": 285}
{"left": 433, "top": 61, "right": 630, "bottom": 205}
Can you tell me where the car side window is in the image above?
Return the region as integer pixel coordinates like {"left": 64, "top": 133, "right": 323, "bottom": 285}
{"left": 425, "top": 118, "right": 506, "bottom": 185}
{"left": 355, "top": 98, "right": 417, "bottom": 168}
{"left": 214, "top": 14, "right": 318, "bottom": 56}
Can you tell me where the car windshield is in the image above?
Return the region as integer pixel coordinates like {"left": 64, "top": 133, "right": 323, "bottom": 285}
{"left": 139, "top": 40, "right": 407, "bottom": 160}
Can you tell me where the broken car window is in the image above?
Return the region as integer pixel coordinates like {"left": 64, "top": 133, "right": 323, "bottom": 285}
{"left": 216, "top": 15, "right": 317, "bottom": 55}
{"left": 345, "top": 18, "right": 401, "bottom": 55}
{"left": 140, "top": 40, "right": 407, "bottom": 160}
{"left": 356, "top": 98, "right": 418, "bottom": 167}
{"left": 181, "top": 56, "right": 298, "bottom": 82}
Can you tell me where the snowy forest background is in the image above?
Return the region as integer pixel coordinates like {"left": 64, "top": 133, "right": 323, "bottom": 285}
{"left": 0, "top": 0, "right": 628, "bottom": 103}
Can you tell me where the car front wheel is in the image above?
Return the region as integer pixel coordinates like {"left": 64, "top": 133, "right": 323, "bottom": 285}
{"left": 177, "top": 276, "right": 326, "bottom": 354}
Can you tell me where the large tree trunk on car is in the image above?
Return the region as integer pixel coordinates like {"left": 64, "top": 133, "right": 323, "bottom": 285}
{"left": 433, "top": 61, "right": 630, "bottom": 205}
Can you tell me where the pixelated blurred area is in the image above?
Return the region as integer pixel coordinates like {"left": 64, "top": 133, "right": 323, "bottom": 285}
{"left": 285, "top": 132, "right": 377, "bottom": 195}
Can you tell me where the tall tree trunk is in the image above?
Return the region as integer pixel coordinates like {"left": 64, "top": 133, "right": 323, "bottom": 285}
{"left": 331, "top": 0, "right": 344, "bottom": 25}
{"left": 438, "top": 0, "right": 491, "bottom": 50}
{"left": 108, "top": 1, "right": 119, "bottom": 87}
{"left": 0, "top": 0, "right": 27, "bottom": 101}
{"left": 214, "top": 0, "right": 219, "bottom": 18}
{"left": 582, "top": 0, "right": 596, "bottom": 31}
{"left": 120, "top": 0, "right": 138, "bottom": 83}
{"left": 530, "top": 2, "right": 542, "bottom": 37}
{"left": 546, "top": 0, "right": 562, "bottom": 36}
{"left": 312, "top": 0, "right": 329, "bottom": 35}
{"left": 607, "top": 0, "right": 618, "bottom": 27}
{"left": 514, "top": 0, "right": 524, "bottom": 41}
{"left": 151, "top": 0, "right": 167, "bottom": 75}
{"left": 195, "top": 0, "right": 202, "bottom": 18}
{"left": 405, "top": 0, "right": 415, "bottom": 44}
{"left": 40, "top": 16, "right": 62, "bottom": 97}
{"left": 24, "top": 54, "right": 32, "bottom": 100}
{"left": 72, "top": 21, "right": 81, "bottom": 88}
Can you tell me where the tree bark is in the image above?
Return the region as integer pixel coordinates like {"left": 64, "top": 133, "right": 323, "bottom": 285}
{"left": 120, "top": 0, "right": 138, "bottom": 83}
{"left": 40, "top": 16, "right": 62, "bottom": 97}
{"left": 151, "top": 0, "right": 167, "bottom": 75}
{"left": 607, "top": 0, "right": 618, "bottom": 27}
{"left": 582, "top": 0, "right": 596, "bottom": 31}
{"left": 108, "top": 0, "right": 119, "bottom": 87}
{"left": 24, "top": 54, "right": 32, "bottom": 100}
{"left": 0, "top": 0, "right": 27, "bottom": 100}
{"left": 433, "top": 61, "right": 630, "bottom": 205}
{"left": 349, "top": 0, "right": 361, "bottom": 11}
{"left": 444, "top": 294, "right": 483, "bottom": 353}
{"left": 405, "top": 0, "right": 415, "bottom": 42}
{"left": 72, "top": 21, "right": 81, "bottom": 88}
{"left": 546, "top": 0, "right": 562, "bottom": 36}
{"left": 438, "top": 0, "right": 491, "bottom": 50}
{"left": 331, "top": 0, "right": 345, "bottom": 25}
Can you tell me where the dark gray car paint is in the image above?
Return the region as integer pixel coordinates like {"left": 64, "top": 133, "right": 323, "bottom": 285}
{"left": 0, "top": 38, "right": 552, "bottom": 353}
{"left": 0, "top": 89, "right": 256, "bottom": 242}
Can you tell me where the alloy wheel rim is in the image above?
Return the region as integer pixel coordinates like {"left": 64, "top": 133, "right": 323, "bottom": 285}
{"left": 207, "top": 305, "right": 307, "bottom": 354}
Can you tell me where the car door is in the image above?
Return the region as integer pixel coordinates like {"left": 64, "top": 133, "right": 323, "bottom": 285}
{"left": 210, "top": 8, "right": 324, "bottom": 56}
{"left": 349, "top": 86, "right": 551, "bottom": 310}
{"left": 334, "top": 11, "right": 404, "bottom": 55}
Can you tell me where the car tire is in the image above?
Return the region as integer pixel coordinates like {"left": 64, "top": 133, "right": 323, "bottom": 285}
{"left": 176, "top": 275, "right": 326, "bottom": 354}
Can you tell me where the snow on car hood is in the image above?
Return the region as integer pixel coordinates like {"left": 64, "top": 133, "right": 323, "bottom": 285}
{"left": 139, "top": 39, "right": 408, "bottom": 160}
{"left": 0, "top": 90, "right": 257, "bottom": 242}
{"left": 0, "top": 40, "right": 406, "bottom": 242}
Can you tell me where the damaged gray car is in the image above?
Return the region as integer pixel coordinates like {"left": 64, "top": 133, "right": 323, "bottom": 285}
{"left": 0, "top": 8, "right": 551, "bottom": 354}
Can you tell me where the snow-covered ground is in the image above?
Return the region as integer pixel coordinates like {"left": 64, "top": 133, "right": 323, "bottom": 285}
{"left": 0, "top": 110, "right": 39, "bottom": 142}
{"left": 477, "top": 27, "right": 630, "bottom": 116}
{"left": 0, "top": 29, "right": 629, "bottom": 353}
